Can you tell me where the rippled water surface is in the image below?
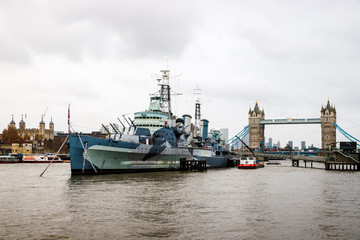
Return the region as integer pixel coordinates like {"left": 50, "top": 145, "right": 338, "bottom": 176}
{"left": 0, "top": 162, "right": 359, "bottom": 239}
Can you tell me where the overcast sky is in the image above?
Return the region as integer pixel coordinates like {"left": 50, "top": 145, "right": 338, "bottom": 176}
{"left": 1, "top": 0, "right": 359, "bottom": 148}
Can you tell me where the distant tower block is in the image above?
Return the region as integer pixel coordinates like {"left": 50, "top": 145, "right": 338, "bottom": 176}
{"left": 321, "top": 100, "right": 336, "bottom": 149}
{"left": 248, "top": 102, "right": 265, "bottom": 151}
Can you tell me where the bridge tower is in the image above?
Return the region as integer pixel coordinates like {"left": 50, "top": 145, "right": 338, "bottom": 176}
{"left": 321, "top": 100, "right": 336, "bottom": 149}
{"left": 248, "top": 102, "right": 265, "bottom": 151}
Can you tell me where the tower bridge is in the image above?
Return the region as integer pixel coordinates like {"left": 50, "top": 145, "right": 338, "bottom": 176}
{"left": 227, "top": 100, "right": 360, "bottom": 170}
{"left": 247, "top": 100, "right": 336, "bottom": 151}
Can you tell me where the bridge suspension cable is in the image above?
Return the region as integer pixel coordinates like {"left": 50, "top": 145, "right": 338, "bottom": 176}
{"left": 334, "top": 123, "right": 360, "bottom": 147}
{"left": 227, "top": 125, "right": 249, "bottom": 147}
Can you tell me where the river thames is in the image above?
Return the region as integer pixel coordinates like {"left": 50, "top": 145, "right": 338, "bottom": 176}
{"left": 0, "top": 162, "right": 359, "bottom": 239}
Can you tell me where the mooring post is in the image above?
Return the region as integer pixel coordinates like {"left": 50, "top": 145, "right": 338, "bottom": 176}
{"left": 292, "top": 159, "right": 299, "bottom": 167}
{"left": 180, "top": 158, "right": 186, "bottom": 171}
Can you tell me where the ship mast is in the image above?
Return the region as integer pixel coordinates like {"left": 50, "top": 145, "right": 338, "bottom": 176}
{"left": 153, "top": 70, "right": 182, "bottom": 116}
{"left": 194, "top": 84, "right": 201, "bottom": 137}
{"left": 159, "top": 70, "right": 172, "bottom": 114}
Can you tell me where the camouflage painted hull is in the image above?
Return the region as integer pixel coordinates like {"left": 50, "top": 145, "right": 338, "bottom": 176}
{"left": 69, "top": 134, "right": 229, "bottom": 174}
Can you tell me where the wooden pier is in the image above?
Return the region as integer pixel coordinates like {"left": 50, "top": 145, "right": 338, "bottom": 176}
{"left": 324, "top": 162, "right": 360, "bottom": 171}
{"left": 292, "top": 159, "right": 360, "bottom": 171}
{"left": 291, "top": 152, "right": 360, "bottom": 171}
{"left": 180, "top": 158, "right": 207, "bottom": 172}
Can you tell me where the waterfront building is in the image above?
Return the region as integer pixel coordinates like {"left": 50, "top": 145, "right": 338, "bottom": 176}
{"left": 265, "top": 137, "right": 273, "bottom": 148}
{"left": 301, "top": 141, "right": 306, "bottom": 150}
{"left": 268, "top": 137, "right": 273, "bottom": 148}
{"left": 219, "top": 128, "right": 229, "bottom": 142}
{"left": 9, "top": 115, "right": 54, "bottom": 141}
{"left": 0, "top": 115, "right": 55, "bottom": 154}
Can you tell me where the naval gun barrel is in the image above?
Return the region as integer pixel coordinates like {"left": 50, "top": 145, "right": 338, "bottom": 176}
{"left": 102, "top": 124, "right": 111, "bottom": 137}
{"left": 117, "top": 117, "right": 126, "bottom": 132}
{"left": 109, "top": 123, "right": 122, "bottom": 139}
{"left": 124, "top": 117, "right": 131, "bottom": 127}
{"left": 112, "top": 123, "right": 122, "bottom": 136}
{"left": 128, "top": 117, "right": 137, "bottom": 130}
{"left": 123, "top": 117, "right": 132, "bottom": 133}
{"left": 109, "top": 123, "right": 119, "bottom": 134}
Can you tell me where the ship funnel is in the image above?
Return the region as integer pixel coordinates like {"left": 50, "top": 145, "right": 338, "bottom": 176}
{"left": 200, "top": 119, "right": 209, "bottom": 139}
{"left": 182, "top": 114, "right": 192, "bottom": 136}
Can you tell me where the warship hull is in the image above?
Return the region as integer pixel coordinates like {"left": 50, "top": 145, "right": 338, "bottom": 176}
{"left": 69, "top": 134, "right": 229, "bottom": 174}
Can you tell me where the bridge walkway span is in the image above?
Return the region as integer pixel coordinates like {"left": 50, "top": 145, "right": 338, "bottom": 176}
{"left": 254, "top": 153, "right": 326, "bottom": 162}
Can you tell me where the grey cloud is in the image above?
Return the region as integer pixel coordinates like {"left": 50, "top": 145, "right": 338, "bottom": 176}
{"left": 0, "top": 0, "right": 201, "bottom": 63}
{"left": 227, "top": 1, "right": 360, "bottom": 65}
{"left": 0, "top": 0, "right": 359, "bottom": 145}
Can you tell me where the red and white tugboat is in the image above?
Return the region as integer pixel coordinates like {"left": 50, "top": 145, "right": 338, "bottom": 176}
{"left": 234, "top": 136, "right": 264, "bottom": 169}
{"left": 238, "top": 157, "right": 264, "bottom": 169}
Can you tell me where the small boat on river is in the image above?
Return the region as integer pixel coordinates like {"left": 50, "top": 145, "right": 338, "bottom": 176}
{"left": 238, "top": 157, "right": 264, "bottom": 169}
{"left": 0, "top": 155, "right": 18, "bottom": 164}
{"left": 22, "top": 155, "right": 63, "bottom": 163}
